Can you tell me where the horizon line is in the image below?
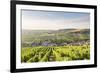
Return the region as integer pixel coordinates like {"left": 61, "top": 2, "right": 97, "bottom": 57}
{"left": 22, "top": 28, "right": 90, "bottom": 30}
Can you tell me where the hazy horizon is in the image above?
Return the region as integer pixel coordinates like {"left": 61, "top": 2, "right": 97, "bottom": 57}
{"left": 22, "top": 28, "right": 90, "bottom": 31}
{"left": 22, "top": 10, "right": 90, "bottom": 30}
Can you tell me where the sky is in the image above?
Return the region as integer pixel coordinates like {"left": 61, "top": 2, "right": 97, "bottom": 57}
{"left": 22, "top": 10, "right": 90, "bottom": 30}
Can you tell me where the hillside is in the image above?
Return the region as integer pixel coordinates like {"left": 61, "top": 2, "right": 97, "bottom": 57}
{"left": 22, "top": 29, "right": 90, "bottom": 47}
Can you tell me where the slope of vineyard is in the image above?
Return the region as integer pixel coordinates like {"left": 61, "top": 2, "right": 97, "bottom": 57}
{"left": 21, "top": 45, "right": 90, "bottom": 63}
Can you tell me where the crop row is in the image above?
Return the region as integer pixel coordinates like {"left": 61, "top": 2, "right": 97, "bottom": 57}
{"left": 21, "top": 45, "right": 90, "bottom": 63}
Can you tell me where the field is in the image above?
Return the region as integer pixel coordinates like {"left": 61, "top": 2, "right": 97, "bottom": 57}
{"left": 21, "top": 29, "right": 90, "bottom": 63}
{"left": 21, "top": 45, "right": 90, "bottom": 63}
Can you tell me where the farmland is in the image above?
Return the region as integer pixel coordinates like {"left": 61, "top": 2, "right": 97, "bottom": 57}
{"left": 21, "top": 45, "right": 90, "bottom": 62}
{"left": 21, "top": 29, "right": 90, "bottom": 63}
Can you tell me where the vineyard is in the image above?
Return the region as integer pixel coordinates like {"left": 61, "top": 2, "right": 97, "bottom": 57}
{"left": 21, "top": 45, "right": 90, "bottom": 63}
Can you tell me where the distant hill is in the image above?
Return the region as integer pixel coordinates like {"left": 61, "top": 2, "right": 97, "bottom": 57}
{"left": 22, "top": 29, "right": 90, "bottom": 43}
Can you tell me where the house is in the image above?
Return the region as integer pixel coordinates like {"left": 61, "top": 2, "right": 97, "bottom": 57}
{"left": 41, "top": 41, "right": 50, "bottom": 46}
{"left": 41, "top": 41, "right": 57, "bottom": 46}
{"left": 31, "top": 42, "right": 37, "bottom": 46}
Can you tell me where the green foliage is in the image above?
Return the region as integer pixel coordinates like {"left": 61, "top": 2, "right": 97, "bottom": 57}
{"left": 21, "top": 45, "right": 90, "bottom": 63}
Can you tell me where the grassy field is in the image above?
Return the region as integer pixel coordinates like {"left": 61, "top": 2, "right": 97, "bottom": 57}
{"left": 21, "top": 45, "right": 90, "bottom": 63}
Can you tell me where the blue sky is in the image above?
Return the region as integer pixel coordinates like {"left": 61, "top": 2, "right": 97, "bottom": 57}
{"left": 22, "top": 10, "right": 90, "bottom": 30}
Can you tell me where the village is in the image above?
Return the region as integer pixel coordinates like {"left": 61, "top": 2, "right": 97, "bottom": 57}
{"left": 22, "top": 40, "right": 90, "bottom": 47}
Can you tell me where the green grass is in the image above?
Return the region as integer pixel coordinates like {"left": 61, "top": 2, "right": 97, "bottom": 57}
{"left": 21, "top": 45, "right": 90, "bottom": 63}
